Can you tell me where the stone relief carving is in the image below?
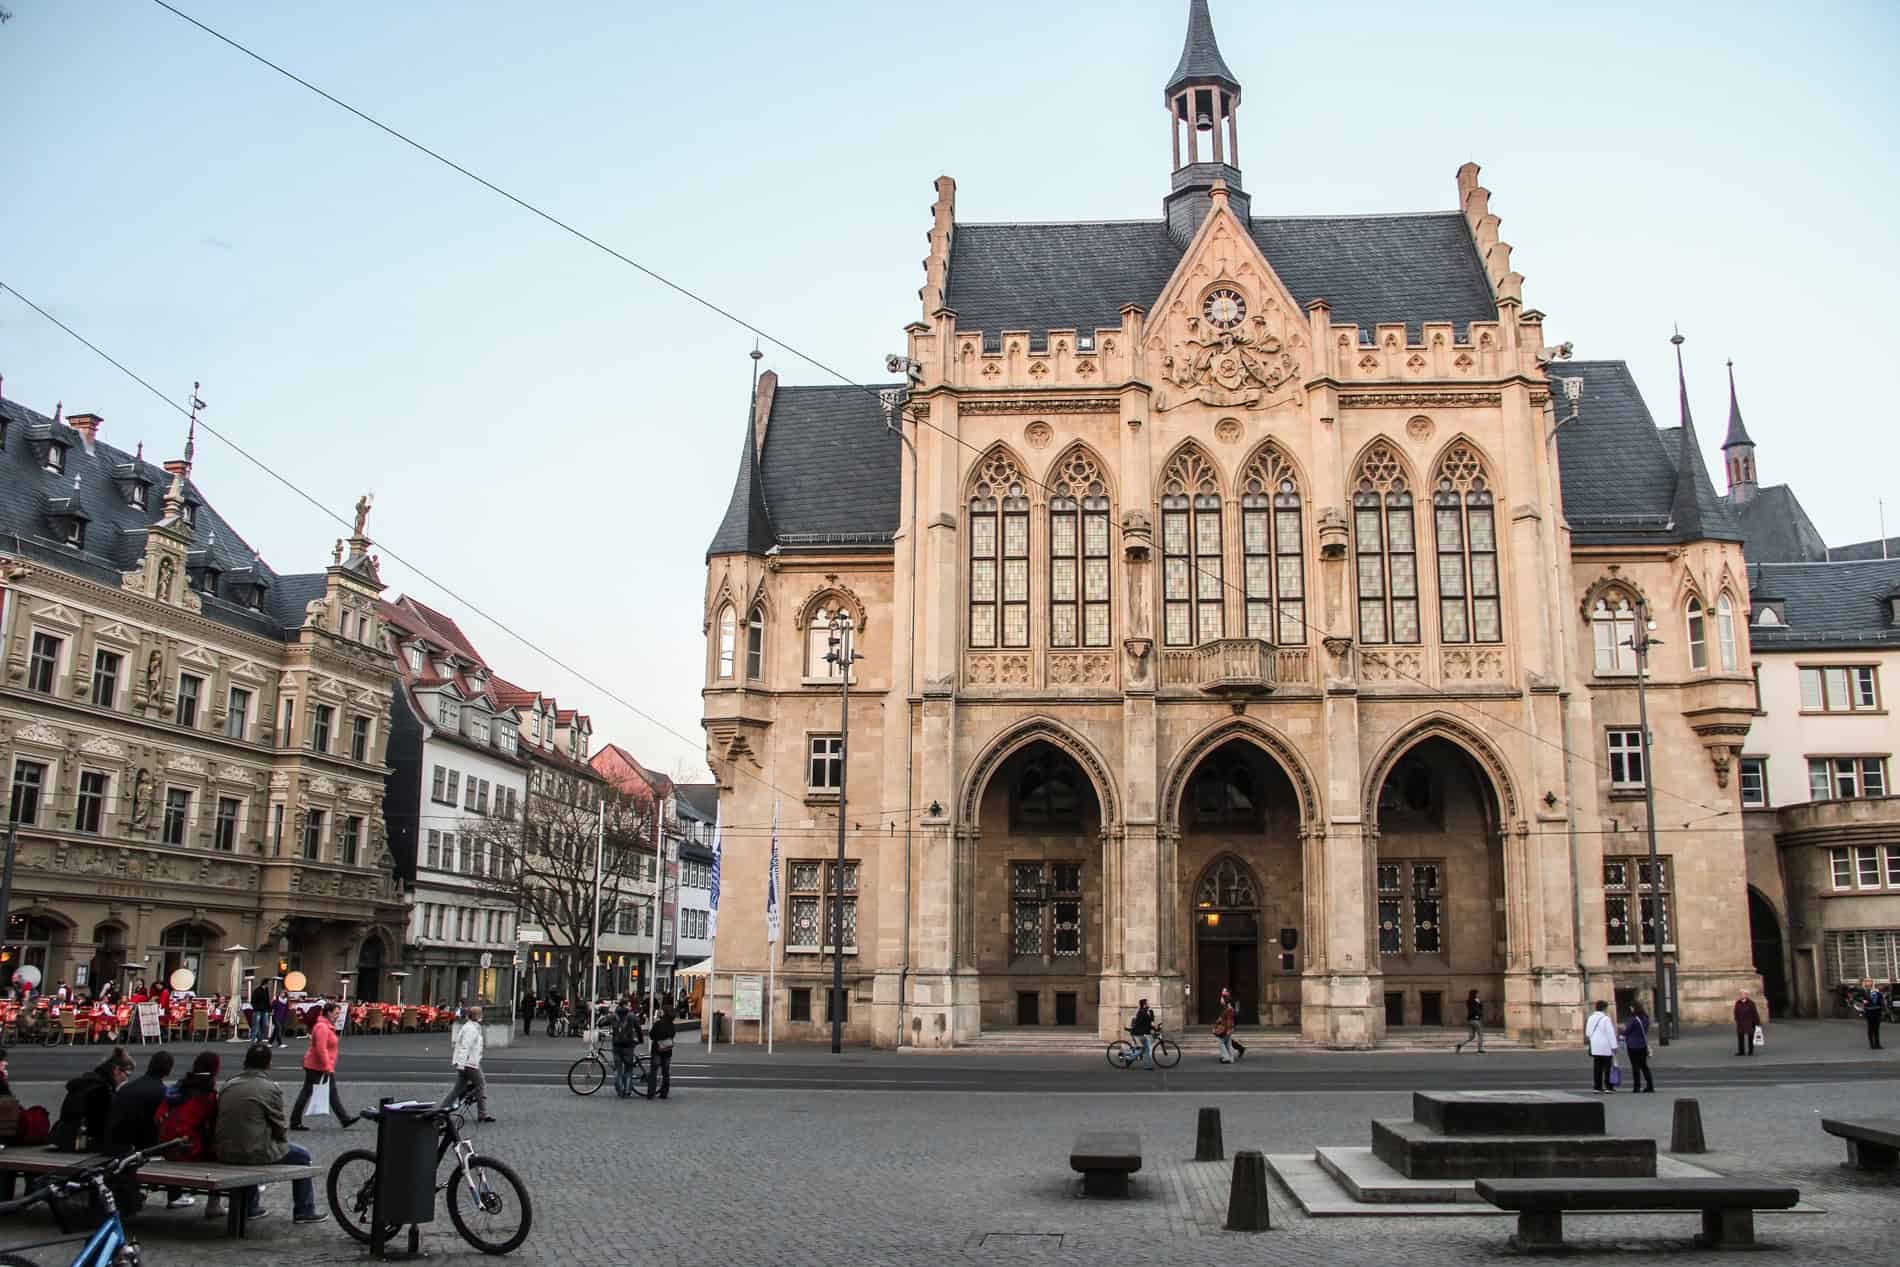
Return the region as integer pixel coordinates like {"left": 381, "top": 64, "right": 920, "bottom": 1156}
{"left": 15, "top": 722, "right": 61, "bottom": 746}
{"left": 130, "top": 768, "right": 153, "bottom": 828}
{"left": 1023, "top": 421, "right": 1053, "bottom": 450}
{"left": 1160, "top": 309, "right": 1298, "bottom": 409}
{"left": 1047, "top": 653, "right": 1114, "bottom": 686}
{"left": 167, "top": 754, "right": 206, "bottom": 774}
{"left": 80, "top": 735, "right": 127, "bottom": 759}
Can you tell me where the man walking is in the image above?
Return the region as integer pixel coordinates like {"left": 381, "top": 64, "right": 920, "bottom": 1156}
{"left": 1455, "top": 988, "right": 1486, "bottom": 1054}
{"left": 544, "top": 983, "right": 564, "bottom": 1038}
{"left": 611, "top": 1000, "right": 644, "bottom": 1098}
{"left": 442, "top": 1006, "right": 496, "bottom": 1122}
{"left": 646, "top": 1006, "right": 676, "bottom": 1100}
{"left": 217, "top": 1043, "right": 326, "bottom": 1223}
{"left": 1857, "top": 979, "right": 1885, "bottom": 1050}
{"left": 1734, "top": 991, "right": 1762, "bottom": 1056}
{"left": 518, "top": 986, "right": 536, "bottom": 1038}
{"left": 1129, "top": 997, "right": 1156, "bottom": 1070}
{"left": 291, "top": 1003, "right": 356, "bottom": 1129}
{"left": 1585, "top": 1000, "right": 1618, "bottom": 1093}
{"left": 249, "top": 981, "right": 272, "bottom": 1044}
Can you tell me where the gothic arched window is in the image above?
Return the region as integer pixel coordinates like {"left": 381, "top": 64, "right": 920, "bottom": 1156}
{"left": 746, "top": 604, "right": 765, "bottom": 679}
{"left": 1353, "top": 443, "right": 1419, "bottom": 644}
{"left": 1591, "top": 594, "right": 1638, "bottom": 676}
{"left": 1716, "top": 593, "right": 1738, "bottom": 671}
{"left": 716, "top": 605, "right": 736, "bottom": 679}
{"left": 1195, "top": 856, "right": 1259, "bottom": 909}
{"left": 969, "top": 450, "right": 1030, "bottom": 649}
{"left": 1161, "top": 446, "right": 1224, "bottom": 647}
{"left": 1239, "top": 444, "right": 1305, "bottom": 645}
{"left": 805, "top": 600, "right": 854, "bottom": 680}
{"left": 1686, "top": 595, "right": 1708, "bottom": 671}
{"left": 1013, "top": 761, "right": 1080, "bottom": 828}
{"left": 1432, "top": 443, "right": 1501, "bottom": 644}
{"left": 1049, "top": 447, "right": 1112, "bottom": 648}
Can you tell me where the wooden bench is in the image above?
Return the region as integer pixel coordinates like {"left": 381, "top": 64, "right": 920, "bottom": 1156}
{"left": 1475, "top": 1178, "right": 1799, "bottom": 1251}
{"left": 1069, "top": 1131, "right": 1141, "bottom": 1197}
{"left": 0, "top": 1147, "right": 323, "bottom": 1238}
{"left": 1821, "top": 1118, "right": 1900, "bottom": 1171}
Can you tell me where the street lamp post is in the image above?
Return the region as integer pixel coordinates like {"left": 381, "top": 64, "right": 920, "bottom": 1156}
{"left": 825, "top": 610, "right": 862, "bottom": 1054}
{"left": 1628, "top": 612, "right": 1670, "bottom": 1046}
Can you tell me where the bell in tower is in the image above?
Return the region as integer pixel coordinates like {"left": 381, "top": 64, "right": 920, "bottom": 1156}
{"left": 1164, "top": 0, "right": 1250, "bottom": 245}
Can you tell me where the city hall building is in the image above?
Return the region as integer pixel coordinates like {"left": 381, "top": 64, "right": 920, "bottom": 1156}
{"left": 701, "top": 1, "right": 1762, "bottom": 1047}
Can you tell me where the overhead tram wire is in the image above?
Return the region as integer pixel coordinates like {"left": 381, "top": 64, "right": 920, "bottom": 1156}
{"left": 127, "top": 2, "right": 1737, "bottom": 827}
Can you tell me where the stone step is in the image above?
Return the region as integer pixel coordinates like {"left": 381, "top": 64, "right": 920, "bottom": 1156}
{"left": 1370, "top": 1117, "right": 1657, "bottom": 1180}
{"left": 1411, "top": 1090, "right": 1605, "bottom": 1137}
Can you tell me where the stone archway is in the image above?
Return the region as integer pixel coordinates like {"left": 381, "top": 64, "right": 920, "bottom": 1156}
{"left": 1747, "top": 888, "right": 1788, "bottom": 1018}
{"left": 1189, "top": 854, "right": 1265, "bottom": 1025}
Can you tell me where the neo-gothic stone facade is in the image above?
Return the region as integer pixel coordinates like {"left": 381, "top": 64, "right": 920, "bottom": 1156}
{"left": 1, "top": 393, "right": 405, "bottom": 1000}
{"left": 701, "top": 1, "right": 1761, "bottom": 1047}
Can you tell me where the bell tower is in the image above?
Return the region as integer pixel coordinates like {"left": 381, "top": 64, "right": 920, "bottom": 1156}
{"left": 1164, "top": 0, "right": 1249, "bottom": 245}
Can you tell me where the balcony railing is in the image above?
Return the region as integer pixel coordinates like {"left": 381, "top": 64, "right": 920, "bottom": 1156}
{"left": 1158, "top": 638, "right": 1279, "bottom": 695}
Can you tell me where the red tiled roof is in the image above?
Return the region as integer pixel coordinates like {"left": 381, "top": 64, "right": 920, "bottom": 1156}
{"left": 399, "top": 596, "right": 487, "bottom": 666}
{"left": 488, "top": 675, "right": 540, "bottom": 708}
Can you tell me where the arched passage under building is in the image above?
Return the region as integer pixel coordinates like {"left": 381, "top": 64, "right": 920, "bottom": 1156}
{"left": 1748, "top": 887, "right": 1788, "bottom": 1018}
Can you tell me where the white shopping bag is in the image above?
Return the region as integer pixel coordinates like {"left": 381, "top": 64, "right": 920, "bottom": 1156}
{"left": 307, "top": 1077, "right": 332, "bottom": 1118}
{"left": 1753, "top": 1024, "right": 1765, "bottom": 1048}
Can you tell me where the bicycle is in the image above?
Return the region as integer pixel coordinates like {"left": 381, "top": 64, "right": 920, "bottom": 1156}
{"left": 326, "top": 1091, "right": 532, "bottom": 1255}
{"left": 0, "top": 1137, "right": 186, "bottom": 1266}
{"left": 1106, "top": 1025, "right": 1181, "bottom": 1070}
{"left": 567, "top": 1029, "right": 648, "bottom": 1096}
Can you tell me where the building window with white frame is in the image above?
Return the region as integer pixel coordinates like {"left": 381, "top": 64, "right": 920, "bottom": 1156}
{"left": 227, "top": 687, "right": 251, "bottom": 739}
{"left": 1591, "top": 596, "right": 1638, "bottom": 676}
{"left": 1739, "top": 756, "right": 1768, "bottom": 809}
{"left": 1607, "top": 728, "right": 1646, "bottom": 791}
{"left": 176, "top": 673, "right": 203, "bottom": 728}
{"left": 805, "top": 602, "right": 856, "bottom": 680}
{"left": 1799, "top": 666, "right": 1880, "bottom": 713}
{"left": 215, "top": 797, "right": 241, "bottom": 853}
{"left": 92, "top": 649, "right": 121, "bottom": 708}
{"left": 716, "top": 605, "right": 736, "bottom": 678}
{"left": 342, "top": 815, "right": 363, "bottom": 865}
{"left": 75, "top": 770, "right": 108, "bottom": 834}
{"left": 437, "top": 697, "right": 459, "bottom": 729}
{"left": 311, "top": 703, "right": 333, "bottom": 752}
{"left": 1716, "top": 593, "right": 1738, "bottom": 671}
{"left": 302, "top": 808, "right": 325, "bottom": 859}
{"left": 1686, "top": 596, "right": 1708, "bottom": 671}
{"left": 279, "top": 697, "right": 296, "bottom": 747}
{"left": 1828, "top": 845, "right": 1893, "bottom": 891}
{"left": 7, "top": 760, "right": 46, "bottom": 825}
{"left": 27, "top": 632, "right": 61, "bottom": 694}
{"left": 1807, "top": 756, "right": 1887, "bottom": 801}
{"left": 351, "top": 715, "right": 370, "bottom": 761}
{"left": 807, "top": 734, "right": 843, "bottom": 793}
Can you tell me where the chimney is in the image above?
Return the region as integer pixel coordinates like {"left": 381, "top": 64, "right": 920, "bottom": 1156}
{"left": 163, "top": 457, "right": 191, "bottom": 480}
{"left": 67, "top": 413, "right": 103, "bottom": 453}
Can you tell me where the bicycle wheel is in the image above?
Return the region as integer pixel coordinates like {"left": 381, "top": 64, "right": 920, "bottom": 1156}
{"left": 327, "top": 1148, "right": 399, "bottom": 1246}
{"left": 446, "top": 1156, "right": 532, "bottom": 1255}
{"left": 1152, "top": 1038, "right": 1181, "bottom": 1069}
{"left": 1105, "top": 1039, "right": 1134, "bottom": 1069}
{"left": 566, "top": 1054, "right": 606, "bottom": 1096}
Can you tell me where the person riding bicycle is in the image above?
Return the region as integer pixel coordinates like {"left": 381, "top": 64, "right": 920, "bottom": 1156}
{"left": 1129, "top": 998, "right": 1157, "bottom": 1071}
{"left": 610, "top": 1000, "right": 645, "bottom": 1098}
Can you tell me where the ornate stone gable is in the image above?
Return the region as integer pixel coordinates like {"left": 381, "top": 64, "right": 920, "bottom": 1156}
{"left": 1147, "top": 188, "right": 1306, "bottom": 413}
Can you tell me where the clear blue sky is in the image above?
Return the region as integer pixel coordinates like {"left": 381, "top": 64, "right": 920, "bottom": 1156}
{"left": 5, "top": 1, "right": 1897, "bottom": 777}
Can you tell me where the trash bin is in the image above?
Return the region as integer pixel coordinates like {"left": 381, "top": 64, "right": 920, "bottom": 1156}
{"left": 372, "top": 1102, "right": 440, "bottom": 1237}
{"left": 713, "top": 1010, "right": 727, "bottom": 1042}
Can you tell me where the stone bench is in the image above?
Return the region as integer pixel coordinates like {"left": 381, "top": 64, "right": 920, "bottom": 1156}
{"left": 0, "top": 1147, "right": 323, "bottom": 1238}
{"left": 1820, "top": 1118, "right": 1900, "bottom": 1171}
{"left": 1474, "top": 1178, "right": 1799, "bottom": 1251}
{"left": 1069, "top": 1131, "right": 1141, "bottom": 1197}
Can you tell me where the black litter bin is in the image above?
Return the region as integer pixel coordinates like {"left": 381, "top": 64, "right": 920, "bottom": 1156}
{"left": 370, "top": 1102, "right": 439, "bottom": 1256}
{"left": 713, "top": 1010, "right": 726, "bottom": 1042}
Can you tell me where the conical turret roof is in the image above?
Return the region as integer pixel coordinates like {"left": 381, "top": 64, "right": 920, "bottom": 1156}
{"left": 1166, "top": 0, "right": 1240, "bottom": 95}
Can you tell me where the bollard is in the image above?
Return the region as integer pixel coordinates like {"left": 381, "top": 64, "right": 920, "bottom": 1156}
{"left": 1225, "top": 1150, "right": 1271, "bottom": 1232}
{"left": 1671, "top": 1098, "right": 1708, "bottom": 1154}
{"left": 1195, "top": 1107, "right": 1225, "bottom": 1162}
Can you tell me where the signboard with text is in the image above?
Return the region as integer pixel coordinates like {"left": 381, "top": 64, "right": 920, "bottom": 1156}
{"left": 136, "top": 1003, "right": 163, "bottom": 1040}
{"left": 733, "top": 974, "right": 763, "bottom": 1021}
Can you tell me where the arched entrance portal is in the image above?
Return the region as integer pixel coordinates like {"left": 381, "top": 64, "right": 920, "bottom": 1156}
{"left": 976, "top": 740, "right": 1104, "bottom": 1030}
{"left": 1370, "top": 736, "right": 1507, "bottom": 1030}
{"left": 1177, "top": 739, "right": 1303, "bottom": 1027}
{"left": 1748, "top": 888, "right": 1787, "bottom": 1018}
{"left": 356, "top": 935, "right": 387, "bottom": 1003}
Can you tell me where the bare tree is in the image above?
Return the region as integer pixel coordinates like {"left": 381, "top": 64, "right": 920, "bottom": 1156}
{"left": 467, "top": 786, "right": 654, "bottom": 999}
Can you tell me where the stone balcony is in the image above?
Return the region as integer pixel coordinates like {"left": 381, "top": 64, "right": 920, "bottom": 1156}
{"left": 1160, "top": 638, "right": 1281, "bottom": 697}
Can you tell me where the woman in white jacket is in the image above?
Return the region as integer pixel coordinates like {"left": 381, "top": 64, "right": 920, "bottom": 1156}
{"left": 441, "top": 1006, "right": 497, "bottom": 1122}
{"left": 1584, "top": 1000, "right": 1619, "bottom": 1093}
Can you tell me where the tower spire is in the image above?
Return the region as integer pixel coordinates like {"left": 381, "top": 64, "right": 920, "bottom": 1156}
{"left": 1721, "top": 358, "right": 1758, "bottom": 503}
{"left": 1162, "top": 1, "right": 1248, "bottom": 245}
{"left": 1669, "top": 328, "right": 1709, "bottom": 538}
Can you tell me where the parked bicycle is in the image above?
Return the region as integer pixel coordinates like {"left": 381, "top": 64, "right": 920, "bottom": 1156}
{"left": 566, "top": 1029, "right": 647, "bottom": 1096}
{"left": 326, "top": 1091, "right": 531, "bottom": 1255}
{"left": 0, "top": 1137, "right": 186, "bottom": 1266}
{"left": 1106, "top": 1025, "right": 1181, "bottom": 1070}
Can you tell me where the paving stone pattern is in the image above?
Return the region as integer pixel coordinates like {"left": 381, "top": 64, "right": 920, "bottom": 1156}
{"left": 9, "top": 1078, "right": 1895, "bottom": 1266}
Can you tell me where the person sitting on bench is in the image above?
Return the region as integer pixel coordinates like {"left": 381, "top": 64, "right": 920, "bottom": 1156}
{"left": 215, "top": 1043, "right": 327, "bottom": 1224}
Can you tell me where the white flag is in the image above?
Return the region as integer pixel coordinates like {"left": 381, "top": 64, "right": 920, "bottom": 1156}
{"left": 706, "top": 803, "right": 722, "bottom": 938}
{"left": 765, "top": 799, "right": 781, "bottom": 944}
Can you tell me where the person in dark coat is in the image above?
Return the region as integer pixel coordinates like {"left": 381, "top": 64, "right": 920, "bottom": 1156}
{"left": 249, "top": 983, "right": 272, "bottom": 1043}
{"left": 1734, "top": 992, "right": 1763, "bottom": 1056}
{"left": 108, "top": 1050, "right": 191, "bottom": 1210}
{"left": 1855, "top": 979, "right": 1885, "bottom": 1050}
{"left": 610, "top": 1002, "right": 644, "bottom": 1098}
{"left": 1455, "top": 989, "right": 1486, "bottom": 1054}
{"left": 544, "top": 984, "right": 564, "bottom": 1037}
{"left": 518, "top": 987, "right": 537, "bottom": 1037}
{"left": 270, "top": 991, "right": 291, "bottom": 1048}
{"left": 1623, "top": 1002, "right": 1655, "bottom": 1092}
{"left": 51, "top": 1047, "right": 133, "bottom": 1151}
{"left": 645, "top": 1010, "right": 676, "bottom": 1100}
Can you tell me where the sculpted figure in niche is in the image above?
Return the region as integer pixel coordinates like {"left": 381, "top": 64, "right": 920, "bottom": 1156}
{"left": 156, "top": 557, "right": 175, "bottom": 602}
{"left": 144, "top": 651, "right": 162, "bottom": 698}
{"left": 129, "top": 767, "right": 152, "bottom": 828}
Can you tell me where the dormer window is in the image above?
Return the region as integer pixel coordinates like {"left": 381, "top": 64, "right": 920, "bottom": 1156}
{"left": 437, "top": 697, "right": 460, "bottom": 728}
{"left": 44, "top": 443, "right": 66, "bottom": 474}
{"left": 129, "top": 483, "right": 147, "bottom": 510}
{"left": 62, "top": 519, "right": 84, "bottom": 548}
{"left": 1753, "top": 604, "right": 1783, "bottom": 628}
{"left": 472, "top": 715, "right": 490, "bottom": 744}
{"left": 180, "top": 502, "right": 195, "bottom": 528}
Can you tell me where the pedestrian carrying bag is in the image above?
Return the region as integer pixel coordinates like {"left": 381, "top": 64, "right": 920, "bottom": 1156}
{"left": 1753, "top": 1024, "right": 1766, "bottom": 1048}
{"left": 306, "top": 1076, "right": 332, "bottom": 1118}
{"left": 1608, "top": 1063, "right": 1622, "bottom": 1088}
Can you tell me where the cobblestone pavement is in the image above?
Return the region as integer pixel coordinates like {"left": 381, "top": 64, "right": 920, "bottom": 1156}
{"left": 5, "top": 1070, "right": 1895, "bottom": 1267}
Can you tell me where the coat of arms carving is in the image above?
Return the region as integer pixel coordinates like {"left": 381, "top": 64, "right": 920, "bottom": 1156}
{"left": 1159, "top": 309, "right": 1299, "bottom": 411}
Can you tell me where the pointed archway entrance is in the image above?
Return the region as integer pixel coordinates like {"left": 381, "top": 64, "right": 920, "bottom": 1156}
{"left": 1192, "top": 855, "right": 1262, "bottom": 1024}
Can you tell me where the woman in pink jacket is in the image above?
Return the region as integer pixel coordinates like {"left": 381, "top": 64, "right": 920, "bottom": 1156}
{"left": 290, "top": 1002, "right": 358, "bottom": 1129}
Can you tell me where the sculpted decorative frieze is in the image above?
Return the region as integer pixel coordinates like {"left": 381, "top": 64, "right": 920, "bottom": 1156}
{"left": 957, "top": 398, "right": 1120, "bottom": 416}
{"left": 1339, "top": 391, "right": 1503, "bottom": 409}
{"left": 81, "top": 736, "right": 128, "bottom": 759}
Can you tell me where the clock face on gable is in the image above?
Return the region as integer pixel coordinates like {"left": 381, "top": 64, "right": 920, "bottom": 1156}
{"left": 1202, "top": 288, "right": 1246, "bottom": 331}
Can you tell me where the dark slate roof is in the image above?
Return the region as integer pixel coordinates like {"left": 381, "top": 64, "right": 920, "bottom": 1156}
{"left": 943, "top": 212, "right": 1496, "bottom": 348}
{"left": 1556, "top": 361, "right": 1742, "bottom": 546}
{"left": 676, "top": 782, "right": 720, "bottom": 824}
{"left": 1730, "top": 485, "right": 1828, "bottom": 564}
{"left": 1829, "top": 535, "right": 1900, "bottom": 563}
{"left": 1748, "top": 559, "right": 1900, "bottom": 649}
{"left": 1167, "top": 0, "right": 1240, "bottom": 95}
{"left": 706, "top": 384, "right": 902, "bottom": 557}
{"left": 1664, "top": 355, "right": 1727, "bottom": 541}
{"left": 1722, "top": 361, "right": 1753, "bottom": 449}
{"left": 0, "top": 395, "right": 332, "bottom": 639}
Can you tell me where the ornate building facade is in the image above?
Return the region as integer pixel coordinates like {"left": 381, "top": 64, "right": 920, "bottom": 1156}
{"left": 1, "top": 390, "right": 406, "bottom": 1001}
{"left": 702, "top": 1, "right": 1762, "bottom": 1046}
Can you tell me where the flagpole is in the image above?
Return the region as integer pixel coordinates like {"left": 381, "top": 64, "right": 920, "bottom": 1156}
{"left": 705, "top": 803, "right": 721, "bottom": 1055}
{"left": 588, "top": 799, "right": 603, "bottom": 1037}
{"left": 766, "top": 800, "right": 780, "bottom": 1054}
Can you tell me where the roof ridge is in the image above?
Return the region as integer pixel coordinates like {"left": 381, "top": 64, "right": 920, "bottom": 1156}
{"left": 954, "top": 209, "right": 1461, "bottom": 230}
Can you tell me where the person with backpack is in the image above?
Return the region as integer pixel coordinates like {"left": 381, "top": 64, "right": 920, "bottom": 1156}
{"left": 441, "top": 1007, "right": 496, "bottom": 1122}
{"left": 1129, "top": 998, "right": 1157, "bottom": 1070}
{"left": 611, "top": 1001, "right": 645, "bottom": 1098}
{"left": 51, "top": 1047, "right": 133, "bottom": 1151}
{"left": 544, "top": 983, "right": 565, "bottom": 1037}
{"left": 159, "top": 1052, "right": 225, "bottom": 1218}
{"left": 107, "top": 1050, "right": 193, "bottom": 1211}
{"left": 646, "top": 1008, "right": 676, "bottom": 1100}
{"left": 1623, "top": 1001, "right": 1656, "bottom": 1092}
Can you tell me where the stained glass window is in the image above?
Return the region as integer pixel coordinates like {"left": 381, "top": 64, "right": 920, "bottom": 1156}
{"left": 1432, "top": 443, "right": 1500, "bottom": 645}
{"left": 1049, "top": 447, "right": 1112, "bottom": 649}
{"left": 1161, "top": 445, "right": 1223, "bottom": 646}
{"left": 1354, "top": 444, "right": 1419, "bottom": 645}
{"left": 1239, "top": 444, "right": 1305, "bottom": 645}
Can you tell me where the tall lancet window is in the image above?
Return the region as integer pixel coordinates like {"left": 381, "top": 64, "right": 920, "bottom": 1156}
{"left": 1239, "top": 443, "right": 1304, "bottom": 645}
{"left": 969, "top": 449, "right": 1030, "bottom": 649}
{"left": 1431, "top": 443, "right": 1502, "bottom": 644}
{"left": 1161, "top": 446, "right": 1224, "bottom": 647}
{"left": 1049, "top": 447, "right": 1112, "bottom": 648}
{"left": 1353, "top": 443, "right": 1419, "bottom": 644}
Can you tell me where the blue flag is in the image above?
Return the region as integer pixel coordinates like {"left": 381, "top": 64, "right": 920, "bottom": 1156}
{"left": 706, "top": 804, "right": 722, "bottom": 938}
